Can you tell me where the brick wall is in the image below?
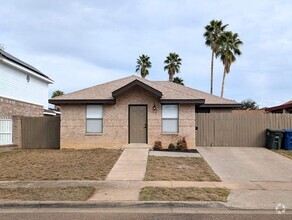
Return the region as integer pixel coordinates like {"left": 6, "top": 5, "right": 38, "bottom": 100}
{"left": 0, "top": 96, "right": 43, "bottom": 147}
{"left": 60, "top": 87, "right": 196, "bottom": 149}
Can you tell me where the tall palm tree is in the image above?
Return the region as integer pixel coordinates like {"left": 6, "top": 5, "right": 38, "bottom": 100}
{"left": 204, "top": 20, "right": 228, "bottom": 94}
{"left": 173, "top": 77, "right": 184, "bottom": 85}
{"left": 135, "top": 54, "right": 152, "bottom": 78}
{"left": 164, "top": 53, "right": 182, "bottom": 82}
{"left": 216, "top": 31, "right": 243, "bottom": 97}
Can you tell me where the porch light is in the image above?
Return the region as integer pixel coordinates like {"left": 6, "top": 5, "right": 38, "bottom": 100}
{"left": 152, "top": 103, "right": 157, "bottom": 113}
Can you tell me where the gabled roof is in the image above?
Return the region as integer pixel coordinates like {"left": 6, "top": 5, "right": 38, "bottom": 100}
{"left": 0, "top": 50, "right": 53, "bottom": 82}
{"left": 112, "top": 79, "right": 162, "bottom": 98}
{"left": 49, "top": 75, "right": 240, "bottom": 107}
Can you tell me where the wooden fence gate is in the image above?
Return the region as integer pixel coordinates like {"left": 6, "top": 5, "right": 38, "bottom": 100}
{"left": 195, "top": 113, "right": 292, "bottom": 147}
{"left": 21, "top": 117, "right": 60, "bottom": 149}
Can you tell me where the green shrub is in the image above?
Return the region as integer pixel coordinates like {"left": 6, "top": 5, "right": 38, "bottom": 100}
{"left": 153, "top": 141, "right": 162, "bottom": 151}
{"left": 168, "top": 143, "right": 176, "bottom": 151}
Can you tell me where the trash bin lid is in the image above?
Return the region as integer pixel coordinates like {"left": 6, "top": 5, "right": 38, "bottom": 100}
{"left": 284, "top": 129, "right": 292, "bottom": 133}
{"left": 266, "top": 128, "right": 284, "bottom": 133}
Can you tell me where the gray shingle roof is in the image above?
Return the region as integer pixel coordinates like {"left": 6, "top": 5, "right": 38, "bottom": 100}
{"left": 50, "top": 75, "right": 239, "bottom": 106}
{"left": 0, "top": 50, "right": 53, "bottom": 81}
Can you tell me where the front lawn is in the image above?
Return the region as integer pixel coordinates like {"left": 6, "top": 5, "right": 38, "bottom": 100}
{"left": 140, "top": 187, "right": 230, "bottom": 202}
{"left": 0, "top": 186, "right": 95, "bottom": 201}
{"left": 144, "top": 156, "right": 220, "bottom": 181}
{"left": 0, "top": 149, "right": 121, "bottom": 180}
{"left": 273, "top": 150, "right": 292, "bottom": 160}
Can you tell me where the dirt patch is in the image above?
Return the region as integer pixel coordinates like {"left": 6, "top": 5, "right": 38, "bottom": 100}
{"left": 140, "top": 187, "right": 230, "bottom": 202}
{"left": 0, "top": 149, "right": 121, "bottom": 180}
{"left": 0, "top": 186, "right": 95, "bottom": 201}
{"left": 144, "top": 156, "right": 220, "bottom": 181}
{"left": 273, "top": 150, "right": 292, "bottom": 160}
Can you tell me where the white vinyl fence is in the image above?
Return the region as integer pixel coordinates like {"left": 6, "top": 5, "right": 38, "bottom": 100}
{"left": 0, "top": 119, "right": 12, "bottom": 145}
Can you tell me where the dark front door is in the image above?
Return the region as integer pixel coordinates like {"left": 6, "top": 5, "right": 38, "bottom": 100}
{"left": 129, "top": 105, "right": 147, "bottom": 143}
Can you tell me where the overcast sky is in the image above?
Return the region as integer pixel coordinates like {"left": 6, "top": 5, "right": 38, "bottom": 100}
{"left": 1, "top": 0, "right": 291, "bottom": 107}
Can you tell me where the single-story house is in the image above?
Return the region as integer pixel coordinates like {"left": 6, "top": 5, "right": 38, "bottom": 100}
{"left": 49, "top": 75, "right": 241, "bottom": 149}
{"left": 265, "top": 101, "right": 292, "bottom": 114}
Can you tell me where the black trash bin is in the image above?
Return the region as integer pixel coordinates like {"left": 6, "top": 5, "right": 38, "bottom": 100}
{"left": 266, "top": 129, "right": 284, "bottom": 150}
{"left": 283, "top": 129, "right": 292, "bottom": 150}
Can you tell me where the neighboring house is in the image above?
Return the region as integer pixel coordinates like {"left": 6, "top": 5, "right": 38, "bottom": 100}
{"left": 0, "top": 50, "right": 53, "bottom": 146}
{"left": 50, "top": 75, "right": 240, "bottom": 149}
{"left": 265, "top": 101, "right": 292, "bottom": 114}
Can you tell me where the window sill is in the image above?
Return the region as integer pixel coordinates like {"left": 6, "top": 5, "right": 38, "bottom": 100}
{"left": 161, "top": 133, "right": 179, "bottom": 135}
{"left": 85, "top": 133, "right": 103, "bottom": 136}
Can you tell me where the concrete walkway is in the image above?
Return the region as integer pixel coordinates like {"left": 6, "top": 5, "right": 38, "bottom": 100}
{"left": 106, "top": 148, "right": 149, "bottom": 181}
{"left": 89, "top": 148, "right": 149, "bottom": 201}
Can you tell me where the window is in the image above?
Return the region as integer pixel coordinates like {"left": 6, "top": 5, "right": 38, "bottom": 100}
{"left": 162, "top": 104, "right": 178, "bottom": 133}
{"left": 0, "top": 119, "right": 12, "bottom": 145}
{"left": 86, "top": 105, "right": 103, "bottom": 133}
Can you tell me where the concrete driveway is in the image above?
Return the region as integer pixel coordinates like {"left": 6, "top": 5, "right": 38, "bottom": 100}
{"left": 197, "top": 147, "right": 292, "bottom": 182}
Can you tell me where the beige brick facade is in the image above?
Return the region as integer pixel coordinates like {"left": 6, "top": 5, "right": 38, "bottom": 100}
{"left": 60, "top": 87, "right": 196, "bottom": 149}
{"left": 0, "top": 96, "right": 43, "bottom": 147}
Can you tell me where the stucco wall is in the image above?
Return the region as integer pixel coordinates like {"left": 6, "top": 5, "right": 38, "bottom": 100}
{"left": 60, "top": 87, "right": 196, "bottom": 149}
{"left": 0, "top": 96, "right": 43, "bottom": 147}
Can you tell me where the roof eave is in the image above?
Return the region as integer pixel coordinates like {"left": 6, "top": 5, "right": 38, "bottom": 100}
{"left": 1, "top": 58, "right": 54, "bottom": 83}
{"left": 160, "top": 99, "right": 205, "bottom": 104}
{"left": 265, "top": 103, "right": 292, "bottom": 111}
{"left": 49, "top": 99, "right": 116, "bottom": 105}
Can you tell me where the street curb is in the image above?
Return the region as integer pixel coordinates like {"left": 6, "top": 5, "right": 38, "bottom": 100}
{"left": 0, "top": 201, "right": 228, "bottom": 209}
{"left": 0, "top": 200, "right": 291, "bottom": 211}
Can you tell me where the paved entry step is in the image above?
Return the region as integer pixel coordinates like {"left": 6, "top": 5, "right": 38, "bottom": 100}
{"left": 106, "top": 148, "right": 149, "bottom": 181}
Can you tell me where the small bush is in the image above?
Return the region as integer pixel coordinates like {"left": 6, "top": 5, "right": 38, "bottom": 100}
{"left": 168, "top": 143, "right": 176, "bottom": 151}
{"left": 153, "top": 141, "right": 162, "bottom": 151}
{"left": 176, "top": 137, "right": 188, "bottom": 151}
{"left": 182, "top": 137, "right": 188, "bottom": 151}
{"left": 176, "top": 139, "right": 183, "bottom": 151}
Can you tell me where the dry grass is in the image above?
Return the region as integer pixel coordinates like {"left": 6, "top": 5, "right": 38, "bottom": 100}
{"left": 273, "top": 150, "right": 292, "bottom": 160}
{"left": 0, "top": 186, "right": 95, "bottom": 201}
{"left": 0, "top": 149, "right": 121, "bottom": 180}
{"left": 140, "top": 187, "right": 230, "bottom": 202}
{"left": 144, "top": 156, "right": 220, "bottom": 181}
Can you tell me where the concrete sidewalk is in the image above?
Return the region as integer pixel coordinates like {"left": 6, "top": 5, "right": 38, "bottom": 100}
{"left": 1, "top": 180, "right": 292, "bottom": 190}
{"left": 106, "top": 148, "right": 149, "bottom": 181}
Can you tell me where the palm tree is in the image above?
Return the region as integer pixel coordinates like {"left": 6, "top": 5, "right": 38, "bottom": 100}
{"left": 164, "top": 53, "right": 182, "bottom": 82}
{"left": 204, "top": 20, "right": 228, "bottom": 94}
{"left": 173, "top": 77, "right": 184, "bottom": 85}
{"left": 216, "top": 31, "right": 243, "bottom": 97}
{"left": 135, "top": 54, "right": 152, "bottom": 78}
{"left": 51, "top": 90, "right": 65, "bottom": 98}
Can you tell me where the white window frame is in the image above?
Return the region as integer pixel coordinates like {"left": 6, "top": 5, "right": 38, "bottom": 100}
{"left": 162, "top": 104, "right": 179, "bottom": 133}
{"left": 0, "top": 119, "right": 13, "bottom": 145}
{"left": 86, "top": 105, "right": 103, "bottom": 133}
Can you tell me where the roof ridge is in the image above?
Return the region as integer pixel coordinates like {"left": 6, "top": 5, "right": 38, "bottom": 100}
{"left": 155, "top": 81, "right": 237, "bottom": 103}
{"left": 144, "top": 79, "right": 195, "bottom": 99}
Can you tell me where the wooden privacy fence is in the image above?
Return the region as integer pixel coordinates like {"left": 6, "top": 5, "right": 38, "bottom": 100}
{"left": 21, "top": 117, "right": 60, "bottom": 149}
{"left": 195, "top": 113, "right": 292, "bottom": 147}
